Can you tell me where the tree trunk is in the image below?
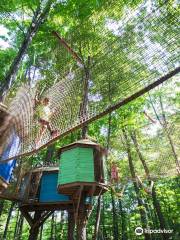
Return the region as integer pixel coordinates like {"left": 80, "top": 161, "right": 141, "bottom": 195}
{"left": 81, "top": 56, "right": 90, "bottom": 139}
{"left": 13, "top": 208, "right": 20, "bottom": 239}
{"left": 159, "top": 95, "right": 180, "bottom": 171}
{"left": 119, "top": 199, "right": 127, "bottom": 240}
{"left": 59, "top": 211, "right": 64, "bottom": 238}
{"left": 151, "top": 186, "right": 168, "bottom": 235}
{"left": 29, "top": 226, "right": 39, "bottom": 240}
{"left": 0, "top": 0, "right": 54, "bottom": 101}
{"left": 102, "top": 197, "right": 107, "bottom": 240}
{"left": 68, "top": 211, "right": 75, "bottom": 240}
{"left": 77, "top": 193, "right": 88, "bottom": 240}
{"left": 122, "top": 129, "right": 150, "bottom": 240}
{"left": 131, "top": 130, "right": 168, "bottom": 239}
{"left": 44, "top": 144, "right": 55, "bottom": 165}
{"left": 14, "top": 212, "right": 24, "bottom": 240}
{"left": 149, "top": 94, "right": 180, "bottom": 173}
{"left": 130, "top": 132, "right": 150, "bottom": 178}
{"left": 54, "top": 213, "right": 58, "bottom": 240}
{"left": 111, "top": 190, "right": 119, "bottom": 240}
{"left": 0, "top": 200, "right": 4, "bottom": 216}
{"left": 17, "top": 214, "right": 24, "bottom": 240}
{"left": 93, "top": 195, "right": 102, "bottom": 240}
{"left": 3, "top": 202, "right": 15, "bottom": 239}
{"left": 28, "top": 211, "right": 42, "bottom": 240}
{"left": 39, "top": 225, "right": 43, "bottom": 240}
{"left": 50, "top": 213, "right": 55, "bottom": 240}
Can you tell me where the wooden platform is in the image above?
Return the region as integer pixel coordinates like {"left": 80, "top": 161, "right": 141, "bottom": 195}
{"left": 19, "top": 200, "right": 74, "bottom": 212}
{"left": 57, "top": 182, "right": 108, "bottom": 197}
{"left": 0, "top": 193, "right": 21, "bottom": 202}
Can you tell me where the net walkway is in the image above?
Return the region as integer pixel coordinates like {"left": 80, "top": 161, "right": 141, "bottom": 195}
{"left": 0, "top": 0, "right": 179, "bottom": 161}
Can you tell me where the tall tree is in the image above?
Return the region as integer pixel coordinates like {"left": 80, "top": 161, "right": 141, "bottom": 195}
{"left": 0, "top": 200, "right": 4, "bottom": 217}
{"left": 130, "top": 130, "right": 168, "bottom": 240}
{"left": 148, "top": 93, "right": 180, "bottom": 173}
{"left": 77, "top": 192, "right": 88, "bottom": 240}
{"left": 3, "top": 202, "right": 15, "bottom": 239}
{"left": 118, "top": 198, "right": 128, "bottom": 240}
{"left": 122, "top": 128, "right": 150, "bottom": 240}
{"left": 0, "top": 0, "right": 55, "bottom": 101}
{"left": 28, "top": 211, "right": 42, "bottom": 240}
{"left": 68, "top": 211, "right": 75, "bottom": 240}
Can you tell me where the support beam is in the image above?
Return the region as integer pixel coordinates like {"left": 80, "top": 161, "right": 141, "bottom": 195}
{"left": 32, "top": 211, "right": 53, "bottom": 229}
{"left": 0, "top": 193, "right": 21, "bottom": 202}
{"left": 20, "top": 209, "right": 33, "bottom": 227}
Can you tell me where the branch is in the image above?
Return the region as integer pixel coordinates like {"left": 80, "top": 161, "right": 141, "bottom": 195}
{"left": 143, "top": 110, "right": 156, "bottom": 124}
{"left": 5, "top": 12, "right": 26, "bottom": 36}
{"left": 52, "top": 31, "right": 84, "bottom": 67}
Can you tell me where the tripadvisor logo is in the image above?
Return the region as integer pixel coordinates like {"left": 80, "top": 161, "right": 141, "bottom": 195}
{"left": 135, "top": 227, "right": 143, "bottom": 235}
{"left": 135, "top": 227, "right": 173, "bottom": 236}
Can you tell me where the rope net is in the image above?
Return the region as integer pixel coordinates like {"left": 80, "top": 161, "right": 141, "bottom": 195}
{"left": 0, "top": 0, "right": 179, "bottom": 163}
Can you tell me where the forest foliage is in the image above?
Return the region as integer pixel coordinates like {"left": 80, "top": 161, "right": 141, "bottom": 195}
{"left": 0, "top": 0, "right": 179, "bottom": 239}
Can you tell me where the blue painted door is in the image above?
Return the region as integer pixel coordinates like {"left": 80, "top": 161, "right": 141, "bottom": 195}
{"left": 39, "top": 172, "right": 69, "bottom": 202}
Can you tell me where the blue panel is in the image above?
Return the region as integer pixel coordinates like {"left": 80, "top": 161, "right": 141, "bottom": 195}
{"left": 39, "top": 172, "right": 69, "bottom": 202}
{"left": 0, "top": 159, "right": 16, "bottom": 183}
{"left": 0, "top": 131, "right": 20, "bottom": 183}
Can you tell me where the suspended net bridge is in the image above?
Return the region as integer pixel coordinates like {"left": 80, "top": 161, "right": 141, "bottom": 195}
{"left": 0, "top": 0, "right": 179, "bottom": 162}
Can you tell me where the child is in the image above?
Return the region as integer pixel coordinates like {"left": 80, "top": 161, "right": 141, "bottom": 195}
{"left": 111, "top": 162, "right": 119, "bottom": 184}
{"left": 35, "top": 97, "right": 58, "bottom": 146}
{"left": 0, "top": 103, "right": 13, "bottom": 155}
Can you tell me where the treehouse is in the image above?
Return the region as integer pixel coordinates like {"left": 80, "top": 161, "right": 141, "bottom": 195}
{"left": 17, "top": 166, "right": 94, "bottom": 237}
{"left": 19, "top": 167, "right": 72, "bottom": 212}
{"left": 57, "top": 139, "right": 108, "bottom": 197}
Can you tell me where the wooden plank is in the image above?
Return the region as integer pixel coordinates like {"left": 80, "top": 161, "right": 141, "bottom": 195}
{"left": 20, "top": 201, "right": 73, "bottom": 212}
{"left": 0, "top": 193, "right": 21, "bottom": 202}
{"left": 59, "top": 181, "right": 108, "bottom": 188}
{"left": 58, "top": 181, "right": 108, "bottom": 196}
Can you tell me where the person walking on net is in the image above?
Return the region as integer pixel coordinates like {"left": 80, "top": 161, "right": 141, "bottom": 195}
{"left": 35, "top": 97, "right": 58, "bottom": 147}
{"left": 111, "top": 162, "right": 119, "bottom": 184}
